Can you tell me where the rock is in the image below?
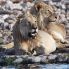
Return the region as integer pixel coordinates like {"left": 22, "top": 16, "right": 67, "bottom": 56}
{"left": 9, "top": 24, "right": 14, "bottom": 31}
{"left": 10, "top": 3, "right": 23, "bottom": 10}
{"left": 0, "top": 0, "right": 6, "bottom": 5}
{"left": 4, "top": 22, "right": 9, "bottom": 30}
{"left": 32, "top": 56, "right": 41, "bottom": 62}
{"left": 4, "top": 24, "right": 10, "bottom": 30}
{"left": 0, "top": 9, "right": 13, "bottom": 14}
{"left": 2, "top": 15, "right": 9, "bottom": 20}
{"left": 3, "top": 33, "right": 13, "bottom": 44}
{"left": 1, "top": 67, "right": 7, "bottom": 69}
{"left": 5, "top": 48, "right": 15, "bottom": 55}
{"left": 26, "top": 2, "right": 34, "bottom": 9}
{"left": 0, "top": 38, "right": 3, "bottom": 44}
{"left": 11, "top": 10, "right": 23, "bottom": 17}
{"left": 3, "top": 35, "right": 9, "bottom": 44}
{"left": 0, "top": 58, "right": 5, "bottom": 66}
{"left": 21, "top": 2, "right": 34, "bottom": 11}
{"left": 40, "top": 55, "right": 47, "bottom": 63}
{"left": 11, "top": 0, "right": 22, "bottom": 3}
{"left": 13, "top": 58, "right": 23, "bottom": 63}
{"left": 4, "top": 31, "right": 12, "bottom": 36}
{"left": 23, "top": 0, "right": 32, "bottom": 3}
{"left": 4, "top": 0, "right": 13, "bottom": 10}
{"left": 65, "top": 23, "right": 69, "bottom": 29}
{"left": 4, "top": 14, "right": 16, "bottom": 24}
{"left": 0, "top": 33, "right": 2, "bottom": 37}
{"left": 66, "top": 30, "right": 69, "bottom": 36}
{"left": 2, "top": 42, "right": 14, "bottom": 49}
{"left": 0, "top": 47, "right": 5, "bottom": 55}
{"left": 55, "top": 54, "right": 68, "bottom": 63}
{"left": 48, "top": 54, "right": 57, "bottom": 60}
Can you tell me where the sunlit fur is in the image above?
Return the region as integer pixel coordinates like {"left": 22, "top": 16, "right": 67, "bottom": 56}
{"left": 30, "top": 1, "right": 68, "bottom": 47}
{"left": 30, "top": 1, "right": 56, "bottom": 31}
{"left": 47, "top": 22, "right": 68, "bottom": 48}
{"left": 33, "top": 30, "right": 57, "bottom": 55}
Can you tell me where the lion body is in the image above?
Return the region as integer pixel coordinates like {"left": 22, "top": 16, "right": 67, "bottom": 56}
{"left": 30, "top": 1, "right": 67, "bottom": 48}
{"left": 13, "top": 11, "right": 57, "bottom": 55}
{"left": 47, "top": 22, "right": 67, "bottom": 48}
{"left": 34, "top": 30, "right": 56, "bottom": 55}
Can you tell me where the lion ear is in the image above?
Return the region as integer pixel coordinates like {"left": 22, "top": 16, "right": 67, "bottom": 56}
{"left": 35, "top": 3, "right": 42, "bottom": 11}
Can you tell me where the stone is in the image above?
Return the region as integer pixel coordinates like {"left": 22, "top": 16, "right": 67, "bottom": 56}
{"left": 55, "top": 54, "right": 68, "bottom": 63}
{"left": 40, "top": 55, "right": 47, "bottom": 63}
{"left": 0, "top": 0, "right": 6, "bottom": 5}
{"left": 0, "top": 33, "right": 2, "bottom": 37}
{"left": 0, "top": 38, "right": 3, "bottom": 44}
{"left": 13, "top": 58, "right": 23, "bottom": 63}
{"left": 11, "top": 0, "right": 22, "bottom": 3}
{"left": 11, "top": 3, "right": 23, "bottom": 10}
{"left": 32, "top": 56, "right": 41, "bottom": 62}
{"left": 48, "top": 54, "right": 57, "bottom": 60}
{"left": 23, "top": 0, "right": 32, "bottom": 3}
{"left": 2, "top": 42, "right": 14, "bottom": 49}
{"left": 2, "top": 15, "right": 9, "bottom": 20}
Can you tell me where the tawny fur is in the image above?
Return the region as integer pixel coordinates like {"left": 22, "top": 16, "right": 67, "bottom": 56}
{"left": 30, "top": 1, "right": 57, "bottom": 30}
{"left": 47, "top": 22, "right": 68, "bottom": 48}
{"left": 13, "top": 1, "right": 68, "bottom": 55}
{"left": 13, "top": 11, "right": 38, "bottom": 55}
{"left": 13, "top": 11, "right": 57, "bottom": 55}
{"left": 29, "top": 1, "right": 68, "bottom": 48}
{"left": 34, "top": 30, "right": 57, "bottom": 55}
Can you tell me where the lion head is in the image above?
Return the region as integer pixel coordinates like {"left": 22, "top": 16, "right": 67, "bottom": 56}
{"left": 29, "top": 1, "right": 57, "bottom": 30}
{"left": 17, "top": 11, "right": 38, "bottom": 40}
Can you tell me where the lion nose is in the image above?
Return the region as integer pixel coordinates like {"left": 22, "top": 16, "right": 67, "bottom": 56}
{"left": 32, "top": 27, "right": 38, "bottom": 33}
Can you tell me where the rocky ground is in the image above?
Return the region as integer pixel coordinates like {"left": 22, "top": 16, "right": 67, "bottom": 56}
{"left": 0, "top": 0, "right": 69, "bottom": 65}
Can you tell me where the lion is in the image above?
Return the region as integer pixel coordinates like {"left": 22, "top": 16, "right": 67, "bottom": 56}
{"left": 29, "top": 1, "right": 57, "bottom": 30}
{"left": 32, "top": 23, "right": 68, "bottom": 55}
{"left": 29, "top": 1, "right": 68, "bottom": 46}
{"left": 13, "top": 11, "right": 38, "bottom": 55}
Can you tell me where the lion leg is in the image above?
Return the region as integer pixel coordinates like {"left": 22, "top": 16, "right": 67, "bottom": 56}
{"left": 50, "top": 31, "right": 68, "bottom": 44}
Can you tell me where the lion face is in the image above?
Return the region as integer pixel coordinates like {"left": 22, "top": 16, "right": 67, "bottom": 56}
{"left": 19, "top": 12, "right": 38, "bottom": 40}
{"left": 34, "top": 1, "right": 54, "bottom": 17}
{"left": 30, "top": 1, "right": 57, "bottom": 30}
